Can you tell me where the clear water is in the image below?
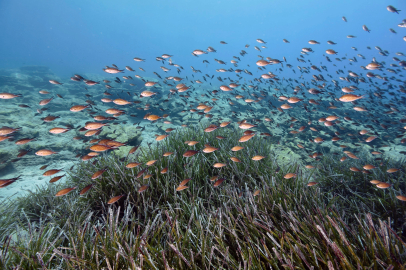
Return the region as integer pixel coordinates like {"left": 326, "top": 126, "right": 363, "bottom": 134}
{"left": 0, "top": 0, "right": 405, "bottom": 198}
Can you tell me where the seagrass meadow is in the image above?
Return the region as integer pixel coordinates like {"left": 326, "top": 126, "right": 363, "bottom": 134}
{"left": 1, "top": 1, "right": 406, "bottom": 269}
{"left": 1, "top": 125, "right": 406, "bottom": 269}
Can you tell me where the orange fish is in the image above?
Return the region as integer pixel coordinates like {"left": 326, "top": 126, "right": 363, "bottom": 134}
{"left": 55, "top": 186, "right": 77, "bottom": 197}
{"left": 128, "top": 146, "right": 139, "bottom": 154}
{"left": 220, "top": 121, "right": 231, "bottom": 127}
{"left": 179, "top": 178, "right": 192, "bottom": 187}
{"left": 43, "top": 169, "right": 62, "bottom": 176}
{"left": 138, "top": 185, "right": 149, "bottom": 193}
{"left": 35, "top": 149, "right": 57, "bottom": 156}
{"left": 387, "top": 168, "right": 399, "bottom": 173}
{"left": 147, "top": 115, "right": 161, "bottom": 121}
{"left": 183, "top": 150, "right": 199, "bottom": 157}
{"left": 91, "top": 168, "right": 108, "bottom": 179}
{"left": 140, "top": 91, "right": 156, "bottom": 97}
{"left": 14, "top": 138, "right": 35, "bottom": 145}
{"left": 365, "top": 136, "right": 377, "bottom": 143}
{"left": 204, "top": 125, "right": 218, "bottom": 132}
{"left": 176, "top": 185, "right": 189, "bottom": 191}
{"left": 396, "top": 195, "right": 406, "bottom": 201}
{"left": 107, "top": 194, "right": 125, "bottom": 204}
{"left": 84, "top": 130, "right": 101, "bottom": 137}
{"left": 0, "top": 180, "right": 15, "bottom": 188}
{"left": 0, "top": 135, "right": 13, "bottom": 142}
{"left": 213, "top": 163, "right": 227, "bottom": 168}
{"left": 49, "top": 127, "right": 70, "bottom": 134}
{"left": 126, "top": 162, "right": 141, "bottom": 168}
{"left": 146, "top": 160, "right": 157, "bottom": 166}
{"left": 376, "top": 183, "right": 391, "bottom": 189}
{"left": 239, "top": 123, "right": 256, "bottom": 129}
{"left": 79, "top": 184, "right": 94, "bottom": 195}
{"left": 113, "top": 99, "right": 131, "bottom": 105}
{"left": 49, "top": 175, "right": 65, "bottom": 183}
{"left": 90, "top": 145, "right": 111, "bottom": 152}
{"left": 210, "top": 175, "right": 219, "bottom": 182}
{"left": 363, "top": 164, "right": 376, "bottom": 170}
{"left": 39, "top": 97, "right": 53, "bottom": 106}
{"left": 202, "top": 146, "right": 218, "bottom": 153}
{"left": 256, "top": 60, "right": 269, "bottom": 66}
{"left": 239, "top": 134, "right": 255, "bottom": 142}
{"left": 84, "top": 122, "right": 108, "bottom": 130}
{"left": 338, "top": 94, "right": 364, "bottom": 102}
{"left": 284, "top": 173, "right": 297, "bottom": 179}
{"left": 155, "top": 134, "right": 168, "bottom": 141}
{"left": 0, "top": 127, "right": 20, "bottom": 136}
{"left": 0, "top": 93, "right": 22, "bottom": 99}
{"left": 136, "top": 168, "right": 148, "bottom": 178}
{"left": 70, "top": 105, "right": 90, "bottom": 112}
{"left": 213, "top": 178, "right": 225, "bottom": 187}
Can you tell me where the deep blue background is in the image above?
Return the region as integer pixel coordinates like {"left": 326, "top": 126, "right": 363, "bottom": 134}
{"left": 0, "top": 0, "right": 404, "bottom": 80}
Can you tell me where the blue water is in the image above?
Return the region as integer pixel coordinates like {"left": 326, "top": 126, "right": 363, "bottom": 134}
{"left": 1, "top": 0, "right": 404, "bottom": 81}
{"left": 0, "top": 0, "right": 405, "bottom": 198}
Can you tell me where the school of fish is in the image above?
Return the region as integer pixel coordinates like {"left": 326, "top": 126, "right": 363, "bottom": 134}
{"left": 1, "top": 5, "right": 406, "bottom": 202}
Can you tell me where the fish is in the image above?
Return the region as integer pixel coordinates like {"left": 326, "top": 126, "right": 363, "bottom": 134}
{"left": 43, "top": 169, "right": 62, "bottom": 176}
{"left": 70, "top": 105, "right": 90, "bottom": 112}
{"left": 55, "top": 186, "right": 77, "bottom": 197}
{"left": 183, "top": 150, "right": 199, "bottom": 157}
{"left": 338, "top": 94, "right": 364, "bottom": 102}
{"left": 49, "top": 175, "right": 65, "bottom": 183}
{"left": 326, "top": 49, "right": 338, "bottom": 55}
{"left": 138, "top": 185, "right": 149, "bottom": 193}
{"left": 155, "top": 134, "right": 168, "bottom": 141}
{"left": 176, "top": 185, "right": 189, "bottom": 191}
{"left": 128, "top": 146, "right": 139, "bottom": 155}
{"left": 35, "top": 149, "right": 57, "bottom": 156}
{"left": 89, "top": 145, "right": 112, "bottom": 152}
{"left": 362, "top": 25, "right": 371, "bottom": 32}
{"left": 103, "top": 67, "right": 124, "bottom": 74}
{"left": 107, "top": 194, "right": 125, "bottom": 204}
{"left": 49, "top": 127, "right": 70, "bottom": 134}
{"left": 284, "top": 173, "right": 297, "bottom": 179}
{"left": 91, "top": 168, "right": 108, "bottom": 179}
{"left": 239, "top": 134, "right": 255, "bottom": 142}
{"left": 79, "top": 184, "right": 94, "bottom": 195}
{"left": 0, "top": 127, "right": 20, "bottom": 136}
{"left": 0, "top": 176, "right": 21, "bottom": 187}
{"left": 213, "top": 178, "right": 225, "bottom": 187}
{"left": 0, "top": 93, "right": 22, "bottom": 99}
{"left": 1, "top": 3, "right": 405, "bottom": 217}
{"left": 113, "top": 99, "right": 131, "bottom": 105}
{"left": 146, "top": 160, "right": 157, "bottom": 166}
{"left": 387, "top": 5, "right": 400, "bottom": 13}
{"left": 49, "top": 80, "right": 63, "bottom": 85}
{"left": 213, "top": 163, "right": 226, "bottom": 168}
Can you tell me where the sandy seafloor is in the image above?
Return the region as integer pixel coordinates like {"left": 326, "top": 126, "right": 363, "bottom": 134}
{"left": 1, "top": 66, "right": 405, "bottom": 200}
